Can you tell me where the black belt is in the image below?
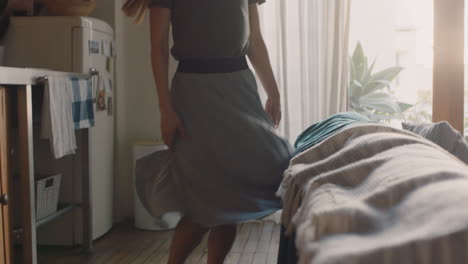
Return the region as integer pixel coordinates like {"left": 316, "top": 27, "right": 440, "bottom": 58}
{"left": 177, "top": 56, "right": 249, "bottom": 74}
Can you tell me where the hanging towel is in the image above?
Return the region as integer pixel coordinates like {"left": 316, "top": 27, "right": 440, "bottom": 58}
{"left": 70, "top": 77, "right": 95, "bottom": 130}
{"left": 41, "top": 76, "right": 77, "bottom": 159}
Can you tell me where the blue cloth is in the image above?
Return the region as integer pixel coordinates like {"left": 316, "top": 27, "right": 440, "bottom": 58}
{"left": 70, "top": 77, "right": 95, "bottom": 130}
{"left": 293, "top": 112, "right": 371, "bottom": 156}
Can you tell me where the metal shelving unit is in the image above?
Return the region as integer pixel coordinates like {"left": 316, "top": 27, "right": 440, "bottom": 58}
{"left": 1, "top": 66, "right": 93, "bottom": 264}
{"left": 13, "top": 203, "right": 78, "bottom": 241}
{"left": 35, "top": 203, "right": 77, "bottom": 228}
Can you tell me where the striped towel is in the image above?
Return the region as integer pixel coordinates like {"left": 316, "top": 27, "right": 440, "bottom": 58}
{"left": 41, "top": 76, "right": 77, "bottom": 159}
{"left": 70, "top": 77, "right": 95, "bottom": 130}
{"left": 41, "top": 77, "right": 95, "bottom": 159}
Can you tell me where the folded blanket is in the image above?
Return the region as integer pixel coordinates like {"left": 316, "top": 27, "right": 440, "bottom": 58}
{"left": 278, "top": 124, "right": 468, "bottom": 264}
{"left": 294, "top": 112, "right": 371, "bottom": 155}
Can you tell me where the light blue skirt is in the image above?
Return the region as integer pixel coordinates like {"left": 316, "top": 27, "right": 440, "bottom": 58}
{"left": 137, "top": 69, "right": 293, "bottom": 228}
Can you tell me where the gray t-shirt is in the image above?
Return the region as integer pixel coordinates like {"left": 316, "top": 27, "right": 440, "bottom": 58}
{"left": 149, "top": 0, "right": 266, "bottom": 61}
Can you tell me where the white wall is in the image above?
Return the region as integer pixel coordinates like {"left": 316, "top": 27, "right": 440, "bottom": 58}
{"left": 349, "top": 0, "right": 397, "bottom": 72}
{"left": 90, "top": 0, "right": 115, "bottom": 26}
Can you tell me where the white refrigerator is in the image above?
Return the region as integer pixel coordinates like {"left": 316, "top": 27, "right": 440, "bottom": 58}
{"left": 5, "top": 16, "right": 114, "bottom": 244}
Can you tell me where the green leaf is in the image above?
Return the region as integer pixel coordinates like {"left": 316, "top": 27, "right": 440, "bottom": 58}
{"left": 351, "top": 107, "right": 374, "bottom": 118}
{"left": 349, "top": 103, "right": 360, "bottom": 110}
{"left": 349, "top": 56, "right": 356, "bottom": 83}
{"left": 348, "top": 42, "right": 406, "bottom": 119}
{"left": 359, "top": 92, "right": 401, "bottom": 113}
{"left": 352, "top": 42, "right": 365, "bottom": 66}
{"left": 349, "top": 80, "right": 364, "bottom": 99}
{"left": 368, "top": 113, "right": 397, "bottom": 121}
{"left": 397, "top": 102, "right": 413, "bottom": 112}
{"left": 351, "top": 42, "right": 368, "bottom": 83}
{"left": 364, "top": 66, "right": 403, "bottom": 94}
{"left": 360, "top": 58, "right": 375, "bottom": 85}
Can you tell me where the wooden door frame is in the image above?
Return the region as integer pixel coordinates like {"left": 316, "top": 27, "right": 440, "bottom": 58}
{"left": 433, "top": 0, "right": 465, "bottom": 133}
{"left": 17, "top": 85, "right": 36, "bottom": 264}
{"left": 0, "top": 86, "right": 11, "bottom": 264}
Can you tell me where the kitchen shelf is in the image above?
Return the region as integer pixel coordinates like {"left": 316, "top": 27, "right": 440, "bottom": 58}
{"left": 36, "top": 203, "right": 78, "bottom": 228}
{"left": 13, "top": 203, "right": 80, "bottom": 234}
{"left": 1, "top": 68, "right": 93, "bottom": 264}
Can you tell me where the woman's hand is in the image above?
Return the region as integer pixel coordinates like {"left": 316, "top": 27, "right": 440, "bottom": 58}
{"left": 247, "top": 4, "right": 282, "bottom": 129}
{"left": 161, "top": 106, "right": 186, "bottom": 150}
{"left": 265, "top": 92, "right": 281, "bottom": 128}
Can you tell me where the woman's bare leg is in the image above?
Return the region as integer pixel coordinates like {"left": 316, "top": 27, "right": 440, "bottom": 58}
{"left": 207, "top": 224, "right": 237, "bottom": 264}
{"left": 167, "top": 216, "right": 209, "bottom": 264}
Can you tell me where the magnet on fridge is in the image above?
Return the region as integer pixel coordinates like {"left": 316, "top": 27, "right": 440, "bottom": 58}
{"left": 108, "top": 78, "right": 113, "bottom": 93}
{"left": 96, "top": 89, "right": 107, "bottom": 112}
{"left": 107, "top": 97, "right": 113, "bottom": 116}
{"left": 111, "top": 41, "right": 117, "bottom": 57}
{"left": 106, "top": 57, "right": 114, "bottom": 73}
{"left": 102, "top": 40, "right": 112, "bottom": 57}
{"left": 104, "top": 78, "right": 113, "bottom": 95}
{"left": 89, "top": 40, "right": 101, "bottom": 55}
{"left": 92, "top": 74, "right": 102, "bottom": 102}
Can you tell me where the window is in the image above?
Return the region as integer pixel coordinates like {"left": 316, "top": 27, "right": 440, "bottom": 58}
{"left": 349, "top": 0, "right": 434, "bottom": 125}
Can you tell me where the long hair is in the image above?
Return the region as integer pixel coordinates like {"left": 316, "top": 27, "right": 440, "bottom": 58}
{"left": 122, "top": 0, "right": 150, "bottom": 24}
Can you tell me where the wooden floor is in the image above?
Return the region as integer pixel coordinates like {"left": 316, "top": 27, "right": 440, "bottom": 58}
{"left": 37, "top": 220, "right": 281, "bottom": 264}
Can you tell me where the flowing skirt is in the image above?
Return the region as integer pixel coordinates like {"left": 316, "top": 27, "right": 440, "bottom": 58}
{"left": 137, "top": 69, "right": 293, "bottom": 228}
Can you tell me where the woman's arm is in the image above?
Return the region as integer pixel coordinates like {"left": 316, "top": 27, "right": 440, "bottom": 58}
{"left": 149, "top": 7, "right": 172, "bottom": 113}
{"left": 247, "top": 3, "right": 282, "bottom": 127}
{"left": 149, "top": 7, "right": 185, "bottom": 148}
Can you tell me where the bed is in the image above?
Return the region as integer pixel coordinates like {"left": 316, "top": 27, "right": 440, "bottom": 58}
{"left": 276, "top": 113, "right": 468, "bottom": 264}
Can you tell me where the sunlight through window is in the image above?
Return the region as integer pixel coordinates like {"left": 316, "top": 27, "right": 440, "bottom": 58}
{"left": 349, "top": 0, "right": 434, "bottom": 124}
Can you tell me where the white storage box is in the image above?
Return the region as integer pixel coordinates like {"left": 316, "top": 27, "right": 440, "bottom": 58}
{"left": 35, "top": 174, "right": 62, "bottom": 220}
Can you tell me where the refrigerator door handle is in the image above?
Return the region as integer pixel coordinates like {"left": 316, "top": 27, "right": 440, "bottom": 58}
{"left": 89, "top": 67, "right": 100, "bottom": 77}
{"left": 90, "top": 68, "right": 102, "bottom": 102}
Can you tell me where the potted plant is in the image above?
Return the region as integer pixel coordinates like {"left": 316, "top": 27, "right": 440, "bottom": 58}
{"left": 349, "top": 42, "right": 413, "bottom": 121}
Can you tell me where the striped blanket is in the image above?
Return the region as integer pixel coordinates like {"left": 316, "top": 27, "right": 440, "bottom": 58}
{"left": 278, "top": 124, "right": 468, "bottom": 264}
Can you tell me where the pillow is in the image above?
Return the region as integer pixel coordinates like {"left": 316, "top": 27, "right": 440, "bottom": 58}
{"left": 402, "top": 121, "right": 468, "bottom": 165}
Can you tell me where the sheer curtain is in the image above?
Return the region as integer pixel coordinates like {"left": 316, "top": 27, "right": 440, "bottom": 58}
{"left": 256, "top": 0, "right": 352, "bottom": 143}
